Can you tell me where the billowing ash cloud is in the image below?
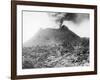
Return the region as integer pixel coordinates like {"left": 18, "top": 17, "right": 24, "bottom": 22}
{"left": 48, "top": 12, "right": 89, "bottom": 28}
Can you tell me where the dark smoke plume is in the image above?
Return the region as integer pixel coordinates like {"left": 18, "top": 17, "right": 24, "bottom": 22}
{"left": 48, "top": 12, "right": 89, "bottom": 28}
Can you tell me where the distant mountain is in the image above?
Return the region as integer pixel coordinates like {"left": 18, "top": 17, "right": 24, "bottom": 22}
{"left": 24, "top": 25, "right": 81, "bottom": 48}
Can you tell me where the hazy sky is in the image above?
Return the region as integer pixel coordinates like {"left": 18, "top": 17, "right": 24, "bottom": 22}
{"left": 23, "top": 11, "right": 90, "bottom": 43}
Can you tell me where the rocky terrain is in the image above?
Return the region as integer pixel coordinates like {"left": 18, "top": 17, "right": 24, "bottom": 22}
{"left": 22, "top": 25, "right": 89, "bottom": 69}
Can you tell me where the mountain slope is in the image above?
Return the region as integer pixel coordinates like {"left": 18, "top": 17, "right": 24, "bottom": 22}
{"left": 24, "top": 25, "right": 81, "bottom": 48}
{"left": 22, "top": 25, "right": 89, "bottom": 69}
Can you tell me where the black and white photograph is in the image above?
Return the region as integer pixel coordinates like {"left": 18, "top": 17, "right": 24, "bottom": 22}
{"left": 11, "top": 1, "right": 97, "bottom": 79}
{"left": 22, "top": 11, "right": 90, "bottom": 69}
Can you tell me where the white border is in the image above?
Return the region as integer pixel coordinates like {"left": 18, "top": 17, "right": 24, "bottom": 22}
{"left": 17, "top": 5, "right": 94, "bottom": 75}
